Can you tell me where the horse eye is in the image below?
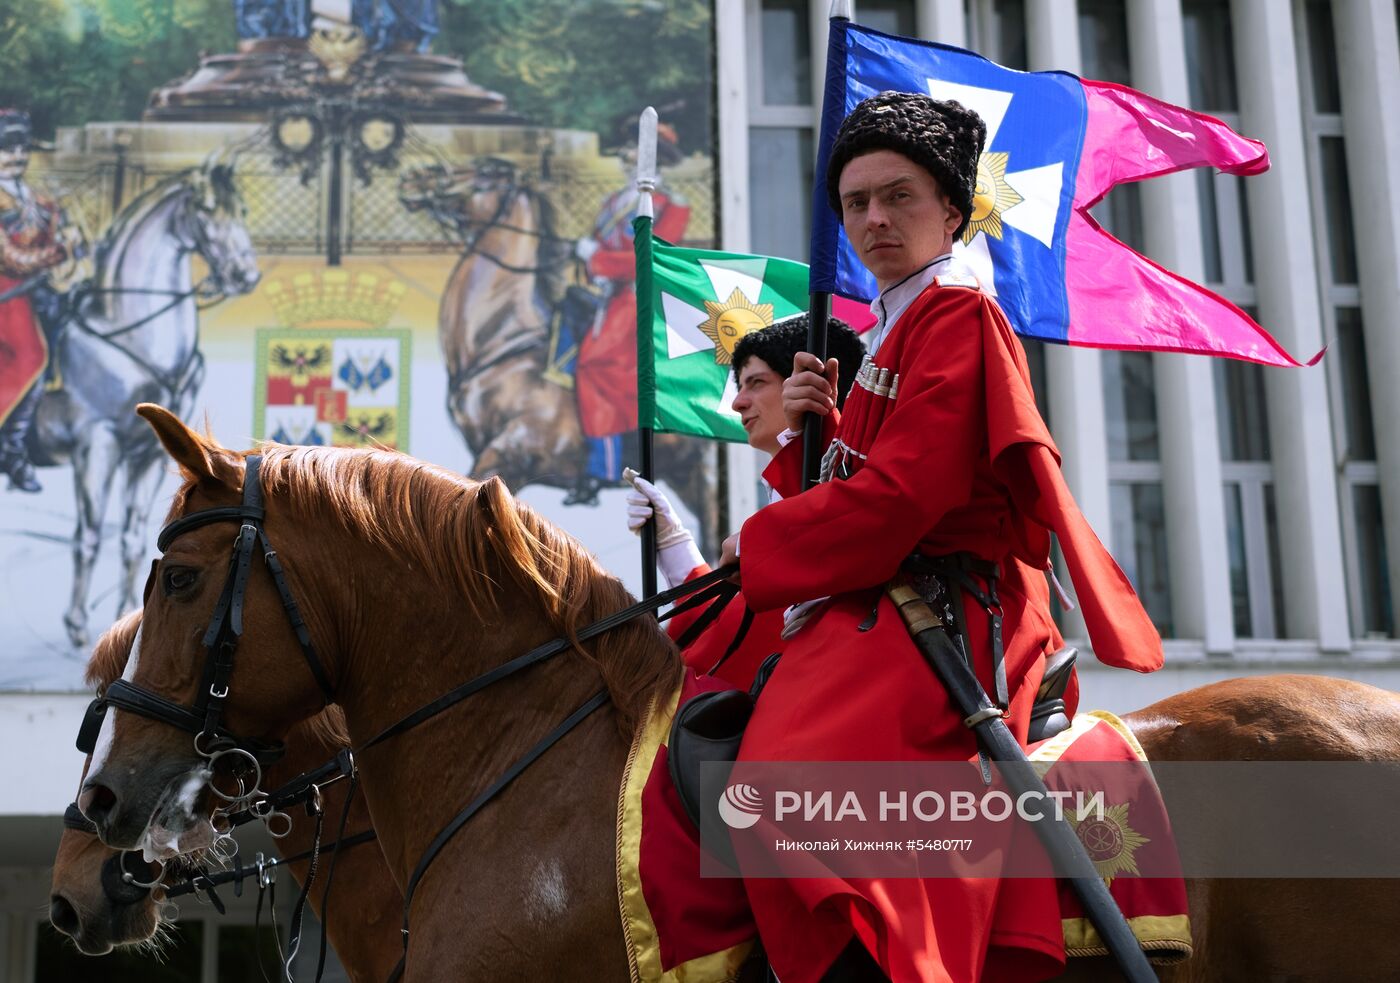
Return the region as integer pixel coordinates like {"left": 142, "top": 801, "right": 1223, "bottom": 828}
{"left": 163, "top": 568, "right": 198, "bottom": 595}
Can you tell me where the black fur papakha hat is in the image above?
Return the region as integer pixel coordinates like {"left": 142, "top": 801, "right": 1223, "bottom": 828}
{"left": 825, "top": 91, "right": 987, "bottom": 241}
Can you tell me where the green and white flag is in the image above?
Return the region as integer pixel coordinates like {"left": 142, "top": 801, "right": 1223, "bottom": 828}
{"left": 635, "top": 217, "right": 810, "bottom": 442}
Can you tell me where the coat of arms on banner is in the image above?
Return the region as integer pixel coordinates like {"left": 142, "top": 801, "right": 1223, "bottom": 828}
{"left": 254, "top": 328, "right": 412, "bottom": 449}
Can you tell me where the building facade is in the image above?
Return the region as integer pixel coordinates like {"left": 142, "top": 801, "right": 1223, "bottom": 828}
{"left": 723, "top": 0, "right": 1400, "bottom": 709}
{"left": 3, "top": 0, "right": 1400, "bottom": 978}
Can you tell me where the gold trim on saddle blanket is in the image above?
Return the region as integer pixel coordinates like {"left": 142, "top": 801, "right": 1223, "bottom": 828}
{"left": 1030, "top": 710, "right": 1193, "bottom": 964}
{"left": 615, "top": 685, "right": 755, "bottom": 983}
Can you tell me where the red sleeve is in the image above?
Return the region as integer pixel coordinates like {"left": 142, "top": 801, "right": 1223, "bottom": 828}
{"left": 587, "top": 200, "right": 690, "bottom": 280}
{"left": 738, "top": 287, "right": 985, "bottom": 612}
{"left": 587, "top": 245, "right": 636, "bottom": 280}
{"left": 664, "top": 563, "right": 714, "bottom": 643}
{"left": 653, "top": 201, "right": 691, "bottom": 243}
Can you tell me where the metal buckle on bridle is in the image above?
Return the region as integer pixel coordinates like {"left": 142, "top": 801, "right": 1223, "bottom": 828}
{"left": 255, "top": 851, "right": 275, "bottom": 890}
{"left": 204, "top": 744, "right": 263, "bottom": 809}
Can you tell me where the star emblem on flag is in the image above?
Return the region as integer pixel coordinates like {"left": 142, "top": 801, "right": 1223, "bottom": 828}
{"left": 698, "top": 288, "right": 774, "bottom": 365}
{"left": 925, "top": 77, "right": 1065, "bottom": 300}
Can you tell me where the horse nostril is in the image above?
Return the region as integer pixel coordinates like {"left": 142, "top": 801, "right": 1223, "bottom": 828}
{"left": 50, "top": 895, "right": 81, "bottom": 937}
{"left": 78, "top": 782, "right": 118, "bottom": 829}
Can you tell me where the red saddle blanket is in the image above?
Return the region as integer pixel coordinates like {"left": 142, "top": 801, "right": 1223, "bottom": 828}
{"left": 617, "top": 673, "right": 757, "bottom": 982}
{"left": 1016, "top": 710, "right": 1193, "bottom": 970}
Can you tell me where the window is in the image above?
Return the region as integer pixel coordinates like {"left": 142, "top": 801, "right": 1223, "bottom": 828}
{"left": 747, "top": 0, "right": 818, "bottom": 262}
{"left": 1078, "top": 0, "right": 1131, "bottom": 85}
{"left": 32, "top": 917, "right": 291, "bottom": 982}
{"left": 1104, "top": 351, "right": 1174, "bottom": 636}
{"left": 1183, "top": 0, "right": 1238, "bottom": 113}
{"left": 1078, "top": 0, "right": 1142, "bottom": 252}
{"left": 758, "top": 0, "right": 811, "bottom": 107}
{"left": 858, "top": 0, "right": 916, "bottom": 38}
{"left": 1296, "top": 0, "right": 1394, "bottom": 637}
{"left": 967, "top": 0, "right": 1027, "bottom": 70}
{"left": 748, "top": 128, "right": 815, "bottom": 260}
{"left": 1215, "top": 358, "right": 1285, "bottom": 638}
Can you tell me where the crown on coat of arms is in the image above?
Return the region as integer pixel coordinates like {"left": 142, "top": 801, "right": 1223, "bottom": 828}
{"left": 264, "top": 270, "right": 406, "bottom": 328}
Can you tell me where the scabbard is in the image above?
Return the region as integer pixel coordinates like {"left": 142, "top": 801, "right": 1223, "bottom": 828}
{"left": 885, "top": 578, "right": 1157, "bottom": 983}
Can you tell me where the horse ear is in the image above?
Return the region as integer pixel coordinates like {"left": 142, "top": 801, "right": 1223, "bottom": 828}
{"left": 136, "top": 403, "right": 241, "bottom": 487}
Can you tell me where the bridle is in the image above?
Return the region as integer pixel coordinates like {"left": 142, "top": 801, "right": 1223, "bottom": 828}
{"left": 78, "top": 455, "right": 334, "bottom": 787}
{"left": 74, "top": 451, "right": 740, "bottom": 982}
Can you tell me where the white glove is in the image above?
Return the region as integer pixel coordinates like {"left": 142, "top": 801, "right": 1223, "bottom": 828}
{"left": 575, "top": 236, "right": 600, "bottom": 263}
{"left": 623, "top": 467, "right": 704, "bottom": 589}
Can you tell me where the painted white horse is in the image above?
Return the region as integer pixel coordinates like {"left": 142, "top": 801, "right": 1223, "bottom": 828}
{"left": 31, "top": 160, "right": 260, "bottom": 646}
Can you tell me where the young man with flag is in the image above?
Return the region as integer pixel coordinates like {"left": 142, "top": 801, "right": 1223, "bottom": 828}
{"left": 626, "top": 313, "right": 864, "bottom": 689}
{"left": 717, "top": 91, "right": 1165, "bottom": 982}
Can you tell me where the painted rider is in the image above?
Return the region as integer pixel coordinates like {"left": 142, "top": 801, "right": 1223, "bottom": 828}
{"left": 717, "top": 92, "right": 1164, "bottom": 982}
{"left": 569, "top": 122, "right": 690, "bottom": 505}
{"left": 0, "top": 110, "right": 84, "bottom": 493}
{"left": 625, "top": 314, "right": 865, "bottom": 690}
{"left": 235, "top": 0, "right": 439, "bottom": 50}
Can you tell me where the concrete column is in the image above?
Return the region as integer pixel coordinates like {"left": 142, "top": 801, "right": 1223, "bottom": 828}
{"left": 1231, "top": 0, "right": 1351, "bottom": 651}
{"left": 717, "top": 0, "right": 761, "bottom": 530}
{"left": 1334, "top": 0, "right": 1400, "bottom": 632}
{"left": 717, "top": 0, "right": 751, "bottom": 254}
{"left": 1126, "top": 0, "right": 1235, "bottom": 653}
{"left": 1025, "top": 0, "right": 1108, "bottom": 643}
{"left": 916, "top": 0, "right": 967, "bottom": 44}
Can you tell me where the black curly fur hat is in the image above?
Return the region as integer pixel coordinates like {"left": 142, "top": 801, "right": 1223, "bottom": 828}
{"left": 825, "top": 91, "right": 987, "bottom": 241}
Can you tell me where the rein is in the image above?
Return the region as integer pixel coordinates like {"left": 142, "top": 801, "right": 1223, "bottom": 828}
{"left": 83, "top": 453, "right": 737, "bottom": 982}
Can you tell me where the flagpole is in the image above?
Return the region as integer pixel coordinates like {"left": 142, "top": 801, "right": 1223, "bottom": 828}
{"left": 635, "top": 107, "right": 660, "bottom": 598}
{"left": 803, "top": 0, "right": 853, "bottom": 490}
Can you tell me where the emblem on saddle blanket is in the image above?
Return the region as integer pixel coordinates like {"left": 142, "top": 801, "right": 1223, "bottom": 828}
{"left": 1028, "top": 711, "right": 1193, "bottom": 962}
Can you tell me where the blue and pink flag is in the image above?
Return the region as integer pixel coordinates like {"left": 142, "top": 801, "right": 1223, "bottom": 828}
{"left": 811, "top": 20, "right": 1321, "bottom": 367}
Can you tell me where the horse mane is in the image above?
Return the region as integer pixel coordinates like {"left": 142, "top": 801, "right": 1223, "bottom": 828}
{"left": 84, "top": 608, "right": 351, "bottom": 749}
{"left": 170, "top": 444, "right": 679, "bottom": 735}
{"left": 96, "top": 174, "right": 190, "bottom": 292}
{"left": 527, "top": 187, "right": 569, "bottom": 309}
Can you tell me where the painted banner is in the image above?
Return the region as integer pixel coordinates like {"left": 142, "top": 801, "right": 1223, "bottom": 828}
{"left": 0, "top": 0, "right": 719, "bottom": 691}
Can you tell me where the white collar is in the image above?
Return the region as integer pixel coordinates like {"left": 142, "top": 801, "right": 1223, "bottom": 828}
{"left": 866, "top": 253, "right": 958, "bottom": 355}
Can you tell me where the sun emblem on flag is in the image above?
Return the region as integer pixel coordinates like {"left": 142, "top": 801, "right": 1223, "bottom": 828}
{"left": 697, "top": 288, "right": 773, "bottom": 365}
{"left": 1068, "top": 801, "right": 1150, "bottom": 885}
{"left": 962, "top": 152, "right": 1023, "bottom": 244}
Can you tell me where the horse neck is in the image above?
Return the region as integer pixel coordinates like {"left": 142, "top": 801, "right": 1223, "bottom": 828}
{"left": 445, "top": 192, "right": 550, "bottom": 365}
{"left": 321, "top": 544, "right": 630, "bottom": 886}
{"left": 98, "top": 187, "right": 196, "bottom": 371}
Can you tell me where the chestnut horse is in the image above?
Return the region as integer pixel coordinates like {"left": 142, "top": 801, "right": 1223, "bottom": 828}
{"left": 51, "top": 611, "right": 402, "bottom": 982}
{"left": 79, "top": 405, "right": 1400, "bottom": 981}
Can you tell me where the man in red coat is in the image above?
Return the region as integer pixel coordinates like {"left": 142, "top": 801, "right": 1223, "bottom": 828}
{"left": 0, "top": 109, "right": 77, "bottom": 493}
{"left": 626, "top": 314, "right": 864, "bottom": 689}
{"left": 717, "top": 92, "right": 1164, "bottom": 982}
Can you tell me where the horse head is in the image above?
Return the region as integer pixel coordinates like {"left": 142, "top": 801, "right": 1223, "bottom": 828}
{"left": 397, "top": 157, "right": 525, "bottom": 242}
{"left": 77, "top": 407, "right": 330, "bottom": 851}
{"left": 181, "top": 159, "right": 260, "bottom": 297}
{"left": 51, "top": 611, "right": 165, "bottom": 954}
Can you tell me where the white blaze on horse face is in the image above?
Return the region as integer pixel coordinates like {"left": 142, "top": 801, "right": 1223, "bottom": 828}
{"left": 88, "top": 622, "right": 143, "bottom": 776}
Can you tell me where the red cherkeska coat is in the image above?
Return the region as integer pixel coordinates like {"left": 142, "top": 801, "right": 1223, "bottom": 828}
{"left": 734, "top": 279, "right": 1163, "bottom": 983}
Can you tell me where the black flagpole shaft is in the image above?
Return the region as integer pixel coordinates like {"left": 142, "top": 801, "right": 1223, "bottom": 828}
{"left": 802, "top": 292, "right": 830, "bottom": 490}
{"left": 640, "top": 426, "right": 657, "bottom": 598}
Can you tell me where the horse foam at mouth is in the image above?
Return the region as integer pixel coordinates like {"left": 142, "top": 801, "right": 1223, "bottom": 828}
{"left": 137, "top": 766, "right": 217, "bottom": 863}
